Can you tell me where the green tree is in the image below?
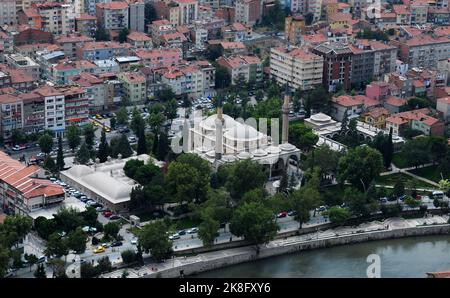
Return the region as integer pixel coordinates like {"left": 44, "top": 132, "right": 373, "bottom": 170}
{"left": 165, "top": 153, "right": 211, "bottom": 203}
{"left": 304, "top": 145, "right": 341, "bottom": 183}
{"left": 97, "top": 130, "right": 110, "bottom": 163}
{"left": 45, "top": 233, "right": 69, "bottom": 259}
{"left": 38, "top": 133, "right": 53, "bottom": 155}
{"left": 138, "top": 221, "right": 172, "bottom": 261}
{"left": 407, "top": 97, "right": 430, "bottom": 110}
{"left": 110, "top": 134, "right": 133, "bottom": 158}
{"left": 84, "top": 123, "right": 96, "bottom": 150}
{"left": 337, "top": 146, "right": 384, "bottom": 192}
{"left": 104, "top": 222, "right": 120, "bottom": 240}
{"left": 76, "top": 142, "right": 90, "bottom": 165}
{"left": 116, "top": 107, "right": 129, "bottom": 126}
{"left": 225, "top": 159, "right": 267, "bottom": 200}
{"left": 289, "top": 123, "right": 319, "bottom": 152}
{"left": 164, "top": 98, "right": 178, "bottom": 123}
{"left": 96, "top": 256, "right": 112, "bottom": 273}
{"left": 404, "top": 196, "right": 420, "bottom": 208}
{"left": 24, "top": 253, "right": 38, "bottom": 272}
{"left": 66, "top": 125, "right": 81, "bottom": 152}
{"left": 118, "top": 27, "right": 129, "bottom": 43}
{"left": 34, "top": 263, "right": 47, "bottom": 278}
{"left": 385, "top": 128, "right": 394, "bottom": 168}
{"left": 214, "top": 64, "right": 232, "bottom": 89}
{"left": 393, "top": 178, "right": 405, "bottom": 198}
{"left": 66, "top": 227, "right": 87, "bottom": 254}
{"left": 403, "top": 137, "right": 431, "bottom": 168}
{"left": 110, "top": 117, "right": 117, "bottom": 129}
{"left": 11, "top": 129, "right": 27, "bottom": 146}
{"left": 56, "top": 135, "right": 65, "bottom": 171}
{"left": 94, "top": 24, "right": 110, "bottom": 41}
{"left": 43, "top": 156, "right": 57, "bottom": 174}
{"left": 121, "top": 250, "right": 136, "bottom": 264}
{"left": 198, "top": 213, "right": 220, "bottom": 247}
{"left": 157, "top": 87, "right": 176, "bottom": 102}
{"left": 230, "top": 202, "right": 279, "bottom": 249}
{"left": 144, "top": 2, "right": 157, "bottom": 31}
{"left": 326, "top": 207, "right": 351, "bottom": 224}
{"left": 137, "top": 124, "right": 147, "bottom": 155}
{"left": 289, "top": 186, "right": 321, "bottom": 228}
{"left": 305, "top": 12, "right": 314, "bottom": 25}
{"left": 34, "top": 217, "right": 57, "bottom": 240}
{"left": 148, "top": 111, "right": 165, "bottom": 133}
{"left": 0, "top": 246, "right": 8, "bottom": 278}
{"left": 53, "top": 207, "right": 84, "bottom": 233}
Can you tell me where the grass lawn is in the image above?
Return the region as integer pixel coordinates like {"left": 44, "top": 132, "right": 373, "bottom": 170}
{"left": 375, "top": 173, "right": 435, "bottom": 188}
{"left": 392, "top": 152, "right": 411, "bottom": 168}
{"left": 171, "top": 217, "right": 202, "bottom": 231}
{"left": 409, "top": 165, "right": 447, "bottom": 183}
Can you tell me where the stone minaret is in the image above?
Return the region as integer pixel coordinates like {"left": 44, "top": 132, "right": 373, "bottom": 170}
{"left": 282, "top": 84, "right": 290, "bottom": 144}
{"left": 215, "top": 98, "right": 224, "bottom": 160}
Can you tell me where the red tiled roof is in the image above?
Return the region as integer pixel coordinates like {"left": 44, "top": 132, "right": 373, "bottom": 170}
{"left": 332, "top": 95, "right": 364, "bottom": 107}
{"left": 385, "top": 96, "right": 407, "bottom": 107}
{"left": 96, "top": 1, "right": 129, "bottom": 9}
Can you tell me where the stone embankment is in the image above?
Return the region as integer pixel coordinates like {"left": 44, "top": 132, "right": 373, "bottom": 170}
{"left": 101, "top": 216, "right": 450, "bottom": 278}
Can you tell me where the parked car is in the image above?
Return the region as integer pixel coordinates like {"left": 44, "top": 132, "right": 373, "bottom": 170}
{"left": 111, "top": 241, "right": 122, "bottom": 247}
{"left": 169, "top": 234, "right": 180, "bottom": 240}
{"left": 93, "top": 246, "right": 105, "bottom": 253}
{"left": 277, "top": 211, "right": 288, "bottom": 218}
{"left": 186, "top": 227, "right": 198, "bottom": 234}
{"left": 287, "top": 210, "right": 297, "bottom": 217}
{"left": 101, "top": 243, "right": 109, "bottom": 248}
{"left": 177, "top": 230, "right": 186, "bottom": 236}
{"left": 109, "top": 215, "right": 120, "bottom": 220}
{"left": 130, "top": 239, "right": 137, "bottom": 245}
{"left": 103, "top": 211, "right": 113, "bottom": 218}
{"left": 379, "top": 198, "right": 388, "bottom": 204}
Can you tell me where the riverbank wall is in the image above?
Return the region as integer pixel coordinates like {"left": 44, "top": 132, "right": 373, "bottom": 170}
{"left": 146, "top": 223, "right": 450, "bottom": 278}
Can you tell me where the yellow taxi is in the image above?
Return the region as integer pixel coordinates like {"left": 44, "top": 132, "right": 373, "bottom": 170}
{"left": 95, "top": 114, "right": 103, "bottom": 119}
{"left": 93, "top": 246, "right": 105, "bottom": 254}
{"left": 104, "top": 127, "right": 111, "bottom": 133}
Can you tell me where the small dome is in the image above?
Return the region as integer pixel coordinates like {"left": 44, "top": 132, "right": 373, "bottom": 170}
{"left": 195, "top": 146, "right": 212, "bottom": 153}
{"left": 252, "top": 148, "right": 268, "bottom": 157}
{"left": 222, "top": 155, "right": 237, "bottom": 162}
{"left": 310, "top": 113, "right": 332, "bottom": 122}
{"left": 266, "top": 146, "right": 281, "bottom": 154}
{"left": 280, "top": 143, "right": 296, "bottom": 152}
{"left": 237, "top": 151, "right": 254, "bottom": 160}
{"left": 205, "top": 150, "right": 216, "bottom": 158}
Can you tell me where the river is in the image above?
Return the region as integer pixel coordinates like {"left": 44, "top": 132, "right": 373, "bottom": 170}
{"left": 194, "top": 235, "right": 450, "bottom": 278}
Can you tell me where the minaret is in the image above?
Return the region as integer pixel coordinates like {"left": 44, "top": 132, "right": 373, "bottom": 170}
{"left": 215, "top": 98, "right": 224, "bottom": 160}
{"left": 282, "top": 84, "right": 290, "bottom": 144}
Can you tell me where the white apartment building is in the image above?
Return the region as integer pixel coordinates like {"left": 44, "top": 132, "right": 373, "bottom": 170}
{"left": 36, "top": 2, "right": 74, "bottom": 36}
{"left": 270, "top": 47, "right": 324, "bottom": 90}
{"left": 96, "top": 1, "right": 129, "bottom": 30}
{"left": 127, "top": 0, "right": 145, "bottom": 32}
{"left": 217, "top": 55, "right": 263, "bottom": 85}
{"left": 0, "top": 0, "right": 17, "bottom": 26}
{"left": 175, "top": 0, "right": 199, "bottom": 25}
{"left": 35, "top": 86, "right": 66, "bottom": 137}
{"left": 5, "top": 53, "right": 40, "bottom": 81}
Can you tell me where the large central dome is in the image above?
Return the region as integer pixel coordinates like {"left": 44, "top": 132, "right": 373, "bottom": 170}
{"left": 199, "top": 114, "right": 236, "bottom": 131}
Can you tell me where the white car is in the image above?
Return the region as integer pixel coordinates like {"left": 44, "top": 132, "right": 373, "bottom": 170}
{"left": 169, "top": 234, "right": 180, "bottom": 240}
{"left": 186, "top": 227, "right": 198, "bottom": 234}
{"left": 130, "top": 239, "right": 137, "bottom": 245}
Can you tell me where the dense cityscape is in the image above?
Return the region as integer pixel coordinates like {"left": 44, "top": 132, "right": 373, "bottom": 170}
{"left": 0, "top": 0, "right": 449, "bottom": 280}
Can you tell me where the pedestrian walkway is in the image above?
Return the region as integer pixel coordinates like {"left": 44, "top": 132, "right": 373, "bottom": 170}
{"left": 100, "top": 215, "right": 449, "bottom": 279}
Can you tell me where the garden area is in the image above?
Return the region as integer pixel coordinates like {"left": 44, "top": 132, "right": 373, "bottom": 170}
{"left": 375, "top": 173, "right": 435, "bottom": 189}
{"left": 409, "top": 165, "right": 448, "bottom": 183}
